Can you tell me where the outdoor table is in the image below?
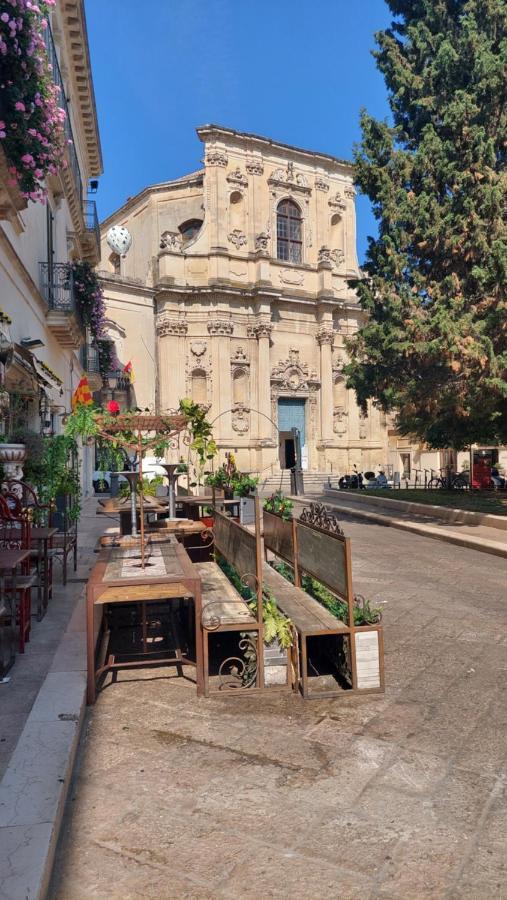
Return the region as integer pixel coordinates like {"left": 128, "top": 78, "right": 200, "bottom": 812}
{"left": 177, "top": 496, "right": 240, "bottom": 521}
{"left": 86, "top": 541, "right": 203, "bottom": 703}
{"left": 96, "top": 497, "right": 167, "bottom": 536}
{"left": 31, "top": 526, "right": 58, "bottom": 620}
{"left": 0, "top": 549, "right": 31, "bottom": 677}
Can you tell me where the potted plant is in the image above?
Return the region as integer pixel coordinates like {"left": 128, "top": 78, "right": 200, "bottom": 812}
{"left": 231, "top": 473, "right": 258, "bottom": 497}
{"left": 263, "top": 490, "right": 294, "bottom": 521}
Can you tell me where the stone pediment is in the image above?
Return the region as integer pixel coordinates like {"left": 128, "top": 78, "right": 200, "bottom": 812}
{"left": 271, "top": 347, "right": 319, "bottom": 394}
{"left": 268, "top": 162, "right": 311, "bottom": 194}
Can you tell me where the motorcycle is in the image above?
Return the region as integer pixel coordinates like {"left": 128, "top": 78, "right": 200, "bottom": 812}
{"left": 338, "top": 466, "right": 364, "bottom": 490}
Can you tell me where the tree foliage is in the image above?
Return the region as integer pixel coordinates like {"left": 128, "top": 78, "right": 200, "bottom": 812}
{"left": 346, "top": 0, "right": 507, "bottom": 449}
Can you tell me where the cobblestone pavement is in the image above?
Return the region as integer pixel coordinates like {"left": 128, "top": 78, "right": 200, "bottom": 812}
{"left": 50, "top": 517, "right": 507, "bottom": 899}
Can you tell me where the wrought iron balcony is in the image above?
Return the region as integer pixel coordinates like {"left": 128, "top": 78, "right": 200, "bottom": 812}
{"left": 44, "top": 25, "right": 83, "bottom": 204}
{"left": 80, "top": 342, "right": 102, "bottom": 390}
{"left": 39, "top": 262, "right": 84, "bottom": 349}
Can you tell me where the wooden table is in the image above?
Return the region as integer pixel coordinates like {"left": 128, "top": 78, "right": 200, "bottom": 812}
{"left": 0, "top": 549, "right": 31, "bottom": 677}
{"left": 177, "top": 496, "right": 240, "bottom": 520}
{"left": 86, "top": 541, "right": 203, "bottom": 702}
{"left": 31, "top": 526, "right": 58, "bottom": 620}
{"left": 96, "top": 497, "right": 167, "bottom": 536}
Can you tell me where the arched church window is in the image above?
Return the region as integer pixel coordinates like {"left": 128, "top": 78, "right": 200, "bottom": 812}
{"left": 276, "top": 199, "right": 302, "bottom": 263}
{"left": 191, "top": 369, "right": 207, "bottom": 405}
{"left": 179, "top": 219, "right": 203, "bottom": 244}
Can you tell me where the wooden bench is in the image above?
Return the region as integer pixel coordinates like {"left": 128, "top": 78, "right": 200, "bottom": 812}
{"left": 200, "top": 499, "right": 266, "bottom": 695}
{"left": 263, "top": 502, "right": 384, "bottom": 698}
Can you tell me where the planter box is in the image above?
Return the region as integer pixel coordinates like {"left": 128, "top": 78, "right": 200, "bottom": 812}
{"left": 239, "top": 496, "right": 255, "bottom": 526}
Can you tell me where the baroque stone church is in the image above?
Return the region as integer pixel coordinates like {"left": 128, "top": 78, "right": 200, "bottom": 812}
{"left": 98, "top": 125, "right": 391, "bottom": 476}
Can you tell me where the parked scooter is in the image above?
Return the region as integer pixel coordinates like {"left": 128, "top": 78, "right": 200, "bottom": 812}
{"left": 338, "top": 465, "right": 364, "bottom": 490}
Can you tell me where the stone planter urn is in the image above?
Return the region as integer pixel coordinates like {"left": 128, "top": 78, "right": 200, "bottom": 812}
{"left": 0, "top": 443, "right": 26, "bottom": 484}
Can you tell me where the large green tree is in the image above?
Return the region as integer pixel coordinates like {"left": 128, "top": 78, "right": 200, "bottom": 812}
{"left": 346, "top": 0, "right": 507, "bottom": 449}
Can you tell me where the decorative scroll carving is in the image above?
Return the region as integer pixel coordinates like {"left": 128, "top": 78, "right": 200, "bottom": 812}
{"left": 227, "top": 168, "right": 248, "bottom": 188}
{"left": 190, "top": 341, "right": 207, "bottom": 357}
{"left": 227, "top": 228, "right": 247, "bottom": 250}
{"left": 315, "top": 178, "right": 329, "bottom": 192}
{"left": 318, "top": 246, "right": 333, "bottom": 265}
{"left": 246, "top": 159, "right": 264, "bottom": 175}
{"left": 316, "top": 326, "right": 334, "bottom": 346}
{"left": 328, "top": 193, "right": 346, "bottom": 214}
{"left": 159, "top": 231, "right": 182, "bottom": 251}
{"left": 268, "top": 162, "right": 310, "bottom": 193}
{"left": 156, "top": 313, "right": 188, "bottom": 336}
{"left": 207, "top": 319, "right": 234, "bottom": 336}
{"left": 255, "top": 232, "right": 269, "bottom": 251}
{"left": 206, "top": 150, "right": 228, "bottom": 167}
{"left": 232, "top": 402, "right": 250, "bottom": 433}
{"left": 333, "top": 406, "right": 348, "bottom": 435}
{"left": 231, "top": 346, "right": 249, "bottom": 363}
{"left": 249, "top": 321, "right": 273, "bottom": 340}
{"left": 330, "top": 248, "right": 345, "bottom": 269}
{"left": 299, "top": 502, "right": 345, "bottom": 536}
{"left": 279, "top": 268, "right": 304, "bottom": 286}
{"left": 271, "top": 348, "right": 319, "bottom": 394}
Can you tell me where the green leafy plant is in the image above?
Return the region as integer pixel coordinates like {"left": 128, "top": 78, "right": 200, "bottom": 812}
{"left": 263, "top": 491, "right": 293, "bottom": 520}
{"left": 231, "top": 473, "right": 258, "bottom": 497}
{"left": 64, "top": 404, "right": 98, "bottom": 442}
{"left": 179, "top": 398, "right": 217, "bottom": 478}
{"left": 218, "top": 558, "right": 293, "bottom": 648}
{"left": 118, "top": 475, "right": 164, "bottom": 499}
{"left": 272, "top": 561, "right": 382, "bottom": 626}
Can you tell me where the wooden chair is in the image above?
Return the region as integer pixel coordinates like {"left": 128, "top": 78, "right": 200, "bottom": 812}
{"left": 0, "top": 496, "right": 37, "bottom": 652}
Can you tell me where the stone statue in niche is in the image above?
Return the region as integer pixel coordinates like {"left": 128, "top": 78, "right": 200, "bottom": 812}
{"left": 333, "top": 407, "right": 348, "bottom": 435}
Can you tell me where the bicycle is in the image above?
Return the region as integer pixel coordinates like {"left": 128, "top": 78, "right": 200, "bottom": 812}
{"left": 427, "top": 471, "right": 468, "bottom": 490}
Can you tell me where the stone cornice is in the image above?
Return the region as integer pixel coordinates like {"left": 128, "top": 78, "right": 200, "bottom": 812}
{"left": 58, "top": 1, "right": 103, "bottom": 177}
{"left": 156, "top": 313, "right": 188, "bottom": 336}
{"left": 207, "top": 319, "right": 234, "bottom": 336}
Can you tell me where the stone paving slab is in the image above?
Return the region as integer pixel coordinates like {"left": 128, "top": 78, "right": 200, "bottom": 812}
{"left": 50, "top": 515, "right": 507, "bottom": 899}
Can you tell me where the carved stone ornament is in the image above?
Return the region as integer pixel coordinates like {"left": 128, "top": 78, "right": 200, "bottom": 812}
{"left": 330, "top": 248, "right": 345, "bottom": 269}
{"left": 318, "top": 245, "right": 333, "bottom": 265}
{"left": 190, "top": 340, "right": 207, "bottom": 357}
{"left": 227, "top": 228, "right": 247, "bottom": 250}
{"left": 333, "top": 406, "right": 348, "bottom": 435}
{"left": 156, "top": 313, "right": 188, "bottom": 337}
{"left": 268, "top": 162, "right": 310, "bottom": 192}
{"left": 206, "top": 149, "right": 228, "bottom": 167}
{"left": 315, "top": 178, "right": 329, "bottom": 192}
{"left": 226, "top": 168, "right": 248, "bottom": 188}
{"left": 328, "top": 193, "right": 347, "bottom": 214}
{"left": 279, "top": 268, "right": 304, "bottom": 286}
{"left": 271, "top": 347, "right": 320, "bottom": 394}
{"left": 344, "top": 186, "right": 356, "bottom": 199}
{"left": 299, "top": 502, "right": 345, "bottom": 536}
{"left": 255, "top": 232, "right": 269, "bottom": 251}
{"left": 250, "top": 321, "right": 273, "bottom": 340}
{"left": 231, "top": 402, "right": 250, "bottom": 433}
{"left": 316, "top": 326, "right": 334, "bottom": 346}
{"left": 231, "top": 346, "right": 249, "bottom": 363}
{"left": 359, "top": 412, "right": 368, "bottom": 439}
{"left": 246, "top": 159, "right": 264, "bottom": 176}
{"left": 207, "top": 319, "right": 234, "bottom": 336}
{"left": 160, "top": 231, "right": 182, "bottom": 251}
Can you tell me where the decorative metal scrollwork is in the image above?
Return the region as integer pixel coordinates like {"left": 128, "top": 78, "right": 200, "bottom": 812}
{"left": 299, "top": 502, "right": 344, "bottom": 536}
{"left": 218, "top": 633, "right": 258, "bottom": 690}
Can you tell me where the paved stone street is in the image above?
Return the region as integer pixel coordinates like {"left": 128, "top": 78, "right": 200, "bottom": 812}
{"left": 50, "top": 515, "right": 507, "bottom": 899}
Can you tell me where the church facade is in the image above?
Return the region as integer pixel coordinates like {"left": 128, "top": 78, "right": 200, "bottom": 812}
{"left": 98, "top": 125, "right": 393, "bottom": 477}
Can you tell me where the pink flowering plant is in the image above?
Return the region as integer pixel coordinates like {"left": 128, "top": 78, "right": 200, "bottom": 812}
{"left": 71, "top": 259, "right": 107, "bottom": 343}
{"left": 0, "top": 0, "right": 67, "bottom": 202}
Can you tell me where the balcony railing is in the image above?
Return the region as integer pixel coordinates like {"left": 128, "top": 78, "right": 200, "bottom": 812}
{"left": 44, "top": 24, "right": 83, "bottom": 203}
{"left": 40, "top": 262, "right": 76, "bottom": 312}
{"left": 81, "top": 342, "right": 100, "bottom": 375}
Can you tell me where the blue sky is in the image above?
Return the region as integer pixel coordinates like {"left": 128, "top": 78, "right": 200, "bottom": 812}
{"left": 85, "top": 0, "right": 392, "bottom": 262}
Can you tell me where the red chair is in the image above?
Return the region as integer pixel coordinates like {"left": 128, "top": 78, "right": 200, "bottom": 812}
{"left": 0, "top": 495, "right": 37, "bottom": 652}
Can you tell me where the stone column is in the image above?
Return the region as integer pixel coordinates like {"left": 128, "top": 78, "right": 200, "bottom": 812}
{"left": 156, "top": 313, "right": 188, "bottom": 412}
{"left": 316, "top": 323, "right": 334, "bottom": 444}
{"left": 252, "top": 321, "right": 273, "bottom": 442}
{"left": 208, "top": 319, "right": 234, "bottom": 439}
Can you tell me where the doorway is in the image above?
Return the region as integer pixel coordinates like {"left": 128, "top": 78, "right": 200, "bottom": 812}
{"left": 278, "top": 398, "right": 306, "bottom": 470}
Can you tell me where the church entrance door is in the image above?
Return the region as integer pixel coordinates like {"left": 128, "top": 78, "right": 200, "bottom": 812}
{"left": 277, "top": 398, "right": 306, "bottom": 470}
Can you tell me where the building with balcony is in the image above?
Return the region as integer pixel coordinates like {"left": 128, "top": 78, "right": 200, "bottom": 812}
{"left": 0, "top": 0, "right": 102, "bottom": 490}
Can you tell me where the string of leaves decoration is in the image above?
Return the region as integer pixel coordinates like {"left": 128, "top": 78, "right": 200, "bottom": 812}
{"left": 218, "top": 634, "right": 258, "bottom": 690}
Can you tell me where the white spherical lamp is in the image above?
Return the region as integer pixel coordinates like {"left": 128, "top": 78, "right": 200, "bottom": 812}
{"left": 106, "top": 225, "right": 132, "bottom": 258}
